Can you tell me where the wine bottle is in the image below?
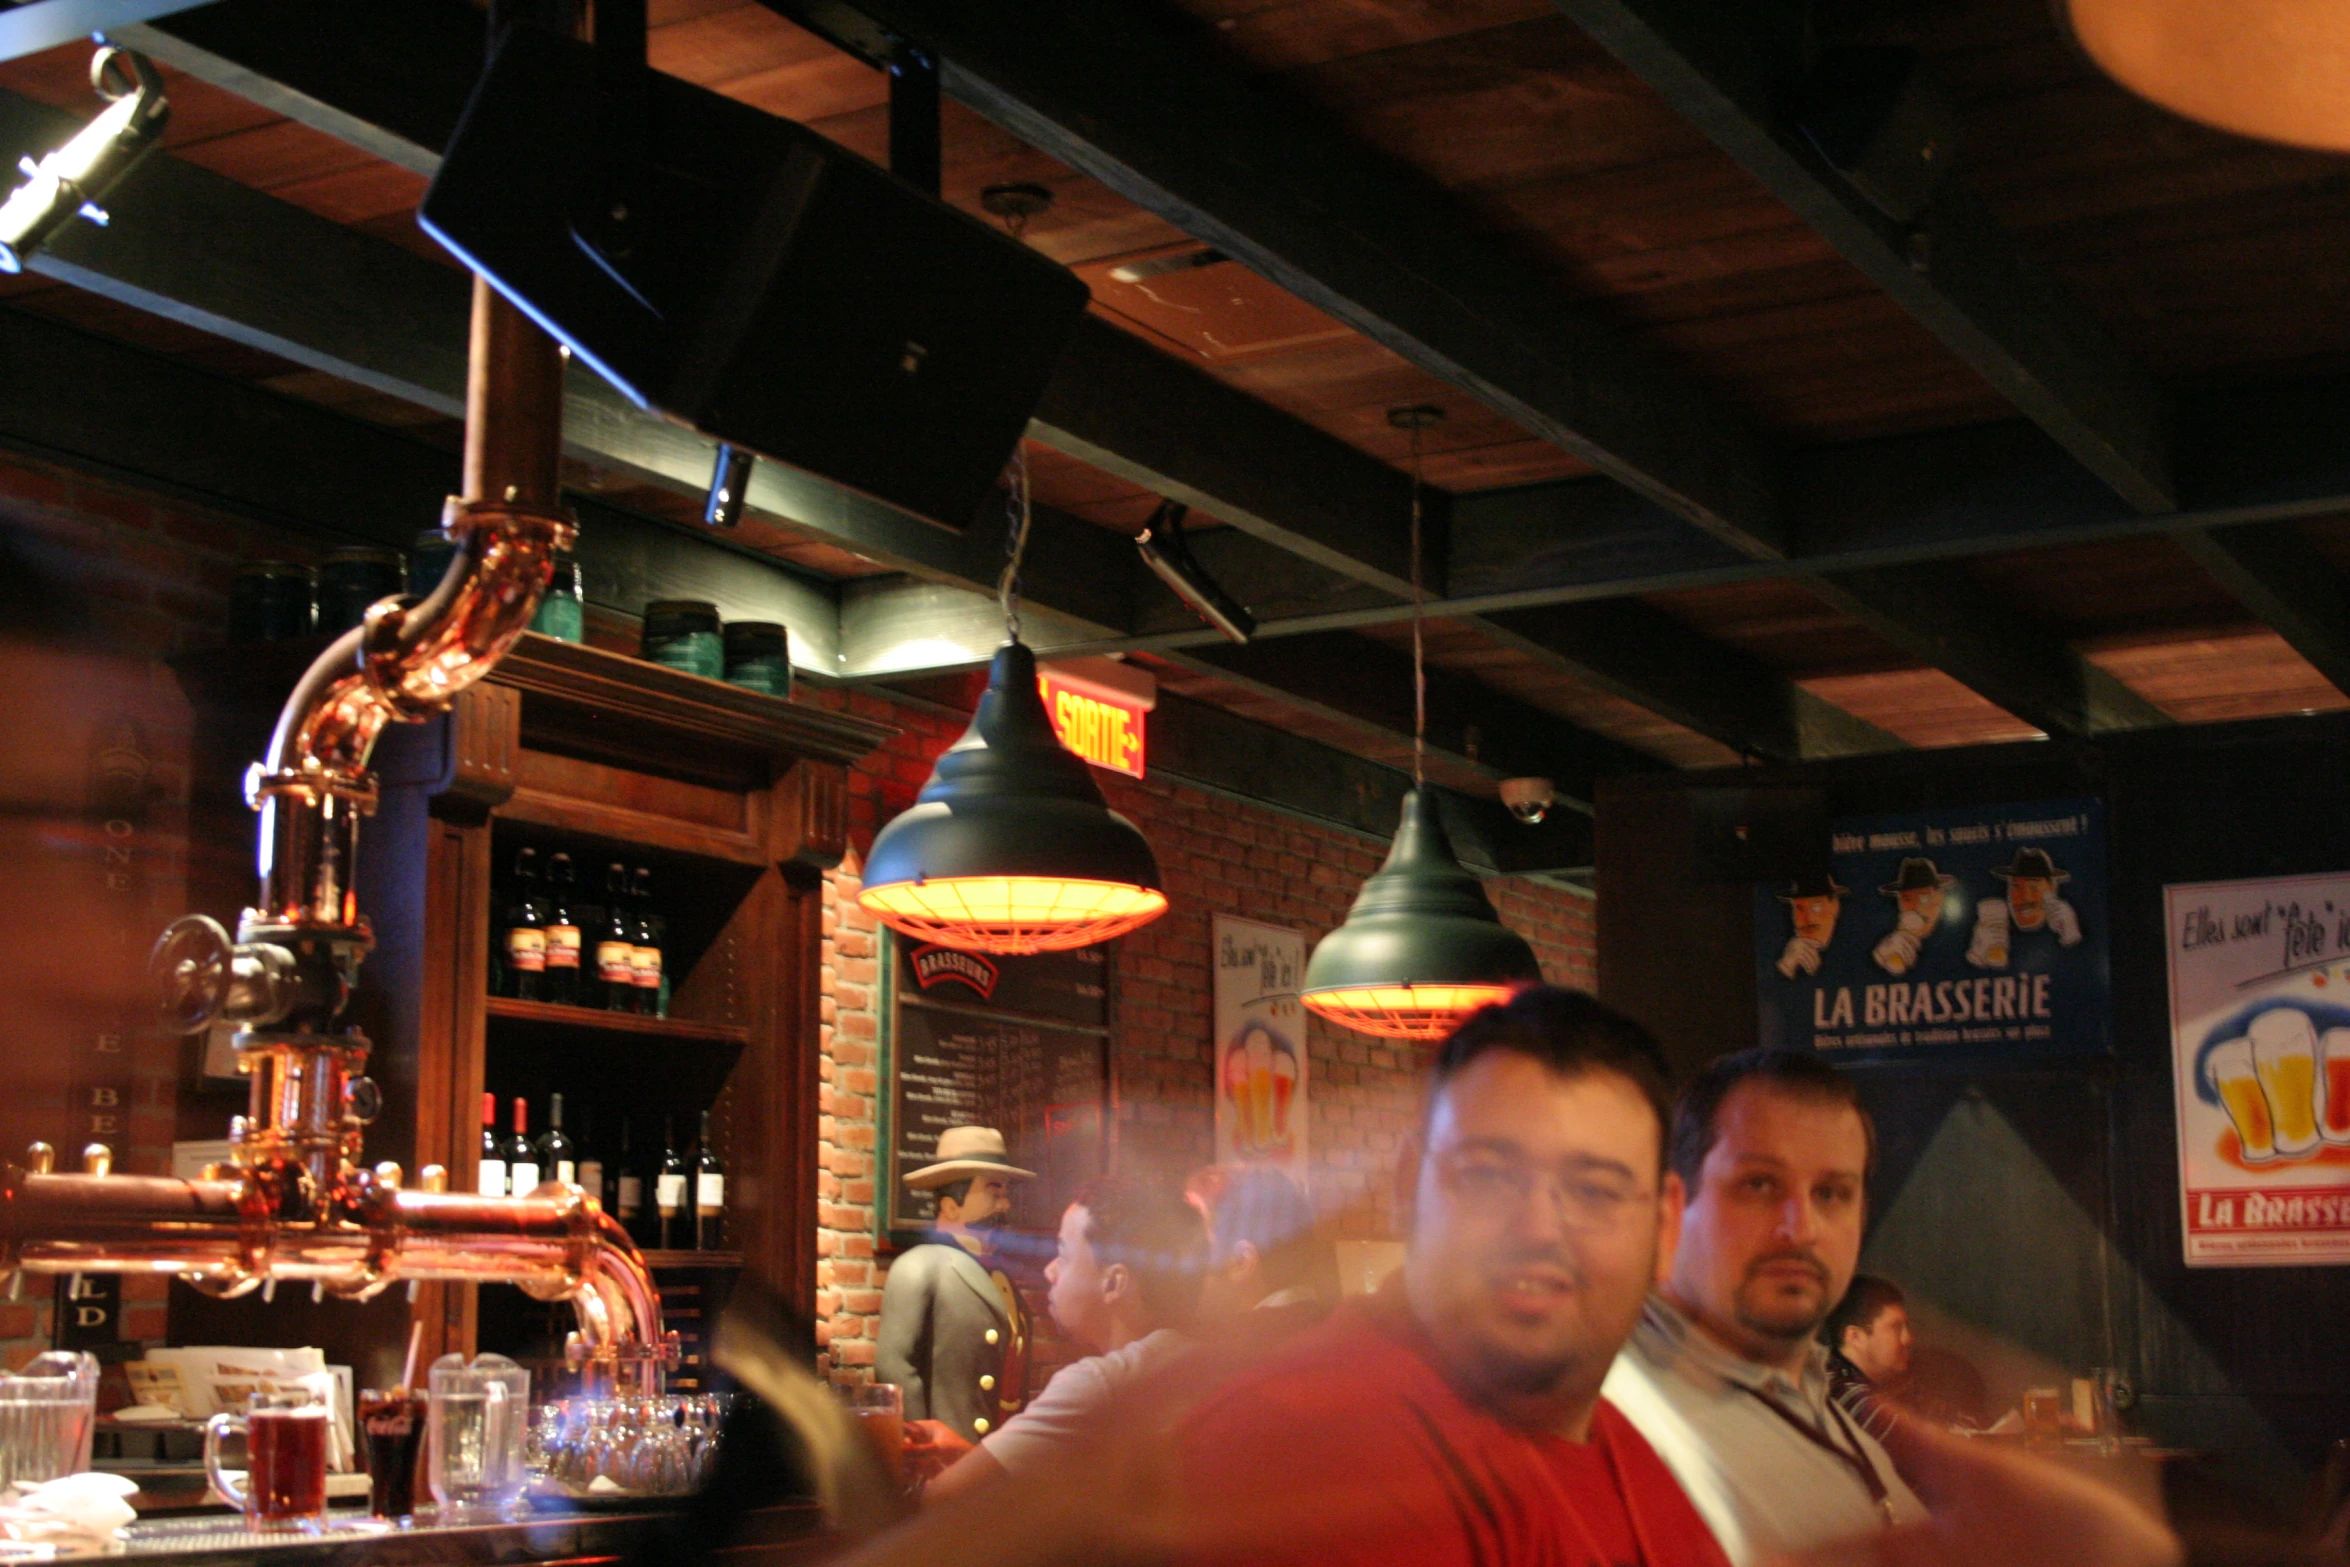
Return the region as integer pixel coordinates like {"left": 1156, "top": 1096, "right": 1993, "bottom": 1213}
{"left": 595, "top": 863, "right": 637, "bottom": 1013}
{"left": 655, "top": 1117, "right": 686, "bottom": 1250}
{"left": 542, "top": 852, "right": 582, "bottom": 1007}
{"left": 505, "top": 1097, "right": 540, "bottom": 1192}
{"left": 537, "top": 1091, "right": 577, "bottom": 1186}
{"left": 576, "top": 1103, "right": 604, "bottom": 1207}
{"left": 502, "top": 846, "right": 546, "bottom": 1001}
{"left": 613, "top": 1117, "right": 645, "bottom": 1241}
{"left": 629, "top": 867, "right": 664, "bottom": 1018}
{"left": 693, "top": 1110, "right": 725, "bottom": 1250}
{"left": 476, "top": 1091, "right": 505, "bottom": 1197}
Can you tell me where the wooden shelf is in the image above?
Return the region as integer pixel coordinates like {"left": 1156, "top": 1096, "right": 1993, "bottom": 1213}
{"left": 641, "top": 1250, "right": 744, "bottom": 1270}
{"left": 484, "top": 996, "right": 749, "bottom": 1045}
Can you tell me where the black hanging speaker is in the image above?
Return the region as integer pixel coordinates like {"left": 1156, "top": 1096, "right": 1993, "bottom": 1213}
{"left": 418, "top": 23, "right": 1089, "bottom": 532}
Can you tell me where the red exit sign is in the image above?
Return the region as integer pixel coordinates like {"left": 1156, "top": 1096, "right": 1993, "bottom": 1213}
{"left": 1038, "top": 658, "right": 1154, "bottom": 779}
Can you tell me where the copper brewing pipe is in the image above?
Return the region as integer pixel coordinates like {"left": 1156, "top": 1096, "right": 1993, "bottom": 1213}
{"left": 464, "top": 277, "right": 565, "bottom": 510}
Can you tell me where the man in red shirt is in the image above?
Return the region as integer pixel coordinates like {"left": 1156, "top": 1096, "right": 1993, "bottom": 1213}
{"left": 1178, "top": 987, "right": 1727, "bottom": 1567}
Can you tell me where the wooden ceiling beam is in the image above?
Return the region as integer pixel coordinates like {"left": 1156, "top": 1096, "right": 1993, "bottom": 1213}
{"left": 764, "top": 0, "right": 1786, "bottom": 558}
{"left": 1478, "top": 601, "right": 1902, "bottom": 763}
{"left": 1552, "top": 0, "right": 2175, "bottom": 514}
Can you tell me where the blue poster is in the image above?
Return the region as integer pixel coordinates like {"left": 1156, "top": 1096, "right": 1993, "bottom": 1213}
{"left": 1755, "top": 798, "right": 2109, "bottom": 1062}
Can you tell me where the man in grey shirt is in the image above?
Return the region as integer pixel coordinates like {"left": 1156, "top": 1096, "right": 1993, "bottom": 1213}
{"left": 1605, "top": 1048, "right": 1924, "bottom": 1565}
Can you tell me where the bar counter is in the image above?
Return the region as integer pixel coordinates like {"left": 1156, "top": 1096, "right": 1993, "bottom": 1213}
{"left": 96, "top": 1504, "right": 828, "bottom": 1567}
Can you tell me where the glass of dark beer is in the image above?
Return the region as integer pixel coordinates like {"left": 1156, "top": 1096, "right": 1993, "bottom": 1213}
{"left": 359, "top": 1389, "right": 427, "bottom": 1522}
{"left": 204, "top": 1389, "right": 331, "bottom": 1531}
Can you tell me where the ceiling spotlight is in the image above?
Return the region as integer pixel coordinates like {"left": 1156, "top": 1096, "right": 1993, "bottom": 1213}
{"left": 1137, "top": 500, "right": 1255, "bottom": 643}
{"left": 0, "top": 44, "right": 169, "bottom": 275}
{"left": 704, "top": 443, "right": 753, "bottom": 529}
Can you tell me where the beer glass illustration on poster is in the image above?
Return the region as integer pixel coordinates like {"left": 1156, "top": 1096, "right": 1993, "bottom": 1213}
{"left": 1755, "top": 799, "right": 2109, "bottom": 1062}
{"left": 2165, "top": 873, "right": 2350, "bottom": 1267}
{"left": 1212, "top": 915, "right": 1309, "bottom": 1187}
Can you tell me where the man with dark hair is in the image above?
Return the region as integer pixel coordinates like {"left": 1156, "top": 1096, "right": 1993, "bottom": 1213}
{"left": 1194, "top": 1165, "right": 1334, "bottom": 1337}
{"left": 916, "top": 1173, "right": 1205, "bottom": 1502}
{"left": 1605, "top": 1049, "right": 1922, "bottom": 1565}
{"left": 878, "top": 1126, "right": 1036, "bottom": 1444}
{"left": 1824, "top": 1274, "right": 1910, "bottom": 1443}
{"left": 1177, "top": 987, "right": 1728, "bottom": 1566}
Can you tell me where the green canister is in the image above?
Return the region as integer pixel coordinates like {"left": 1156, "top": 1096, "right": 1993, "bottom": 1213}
{"left": 408, "top": 528, "right": 460, "bottom": 600}
{"left": 531, "top": 553, "right": 585, "bottom": 643}
{"left": 319, "top": 545, "right": 406, "bottom": 635}
{"left": 640, "top": 599, "right": 722, "bottom": 678}
{"left": 722, "top": 621, "right": 791, "bottom": 698}
{"left": 226, "top": 561, "right": 316, "bottom": 642}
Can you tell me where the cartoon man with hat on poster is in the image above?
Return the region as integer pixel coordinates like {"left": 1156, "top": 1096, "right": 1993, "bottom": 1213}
{"left": 877, "top": 1126, "right": 1036, "bottom": 1442}
{"left": 1966, "top": 847, "right": 2082, "bottom": 968}
{"left": 1874, "top": 856, "right": 1958, "bottom": 975}
{"left": 1774, "top": 871, "right": 1848, "bottom": 978}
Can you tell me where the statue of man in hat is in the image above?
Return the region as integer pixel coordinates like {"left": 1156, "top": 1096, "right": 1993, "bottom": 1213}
{"left": 1966, "top": 848, "right": 2081, "bottom": 968}
{"left": 1874, "top": 857, "right": 1957, "bottom": 975}
{"left": 876, "top": 1126, "right": 1036, "bottom": 1443}
{"left": 1774, "top": 871, "right": 1848, "bottom": 978}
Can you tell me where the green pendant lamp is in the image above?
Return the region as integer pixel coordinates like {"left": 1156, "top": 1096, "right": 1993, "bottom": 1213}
{"left": 858, "top": 452, "right": 1167, "bottom": 955}
{"left": 1300, "top": 406, "right": 1540, "bottom": 1041}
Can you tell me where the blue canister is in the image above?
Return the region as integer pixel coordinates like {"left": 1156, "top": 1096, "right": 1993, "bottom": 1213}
{"left": 409, "top": 528, "right": 460, "bottom": 600}
{"left": 531, "top": 553, "right": 584, "bottom": 644}
{"left": 722, "top": 621, "right": 791, "bottom": 698}
{"left": 640, "top": 599, "right": 722, "bottom": 679}
{"left": 318, "top": 546, "right": 406, "bottom": 635}
{"left": 226, "top": 561, "right": 316, "bottom": 642}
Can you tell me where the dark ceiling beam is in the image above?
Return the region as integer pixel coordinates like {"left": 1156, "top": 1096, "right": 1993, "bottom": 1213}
{"left": 1168, "top": 633, "right": 1665, "bottom": 813}
{"left": 2171, "top": 525, "right": 2350, "bottom": 700}
{"left": 1551, "top": 0, "right": 2174, "bottom": 514}
{"left": 1806, "top": 566, "right": 2170, "bottom": 736}
{"left": 766, "top": 0, "right": 1785, "bottom": 558}
{"left": 1478, "top": 601, "right": 1902, "bottom": 762}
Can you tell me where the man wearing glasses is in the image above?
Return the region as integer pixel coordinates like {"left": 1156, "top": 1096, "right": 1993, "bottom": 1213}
{"left": 1178, "top": 987, "right": 1728, "bottom": 1566}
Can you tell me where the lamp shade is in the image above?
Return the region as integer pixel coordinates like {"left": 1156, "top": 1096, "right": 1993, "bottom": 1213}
{"left": 1301, "top": 789, "right": 1541, "bottom": 1041}
{"left": 2064, "top": 0, "right": 2350, "bottom": 151}
{"left": 858, "top": 639, "right": 1166, "bottom": 954}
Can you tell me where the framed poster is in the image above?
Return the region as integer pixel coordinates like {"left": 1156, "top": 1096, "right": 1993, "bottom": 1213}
{"left": 1212, "top": 916, "right": 1309, "bottom": 1187}
{"left": 878, "top": 934, "right": 1112, "bottom": 1244}
{"left": 2165, "top": 873, "right": 2350, "bottom": 1267}
{"left": 1755, "top": 798, "right": 2109, "bottom": 1062}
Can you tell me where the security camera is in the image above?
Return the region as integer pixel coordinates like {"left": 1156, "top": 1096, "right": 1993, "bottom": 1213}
{"left": 1499, "top": 777, "right": 1555, "bottom": 825}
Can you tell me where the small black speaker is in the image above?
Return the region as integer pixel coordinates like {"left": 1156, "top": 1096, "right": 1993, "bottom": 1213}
{"left": 419, "top": 24, "right": 1089, "bottom": 532}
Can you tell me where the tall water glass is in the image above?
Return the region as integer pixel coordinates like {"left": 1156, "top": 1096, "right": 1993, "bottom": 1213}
{"left": 428, "top": 1353, "right": 530, "bottom": 1519}
{"left": 0, "top": 1351, "right": 96, "bottom": 1489}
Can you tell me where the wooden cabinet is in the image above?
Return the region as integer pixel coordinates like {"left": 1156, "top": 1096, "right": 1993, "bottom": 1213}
{"left": 172, "top": 633, "right": 889, "bottom": 1390}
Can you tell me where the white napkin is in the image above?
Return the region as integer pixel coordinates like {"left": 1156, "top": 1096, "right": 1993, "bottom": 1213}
{"left": 0, "top": 1472, "right": 138, "bottom": 1553}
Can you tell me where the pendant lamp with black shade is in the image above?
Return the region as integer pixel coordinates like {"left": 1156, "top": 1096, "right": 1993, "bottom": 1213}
{"left": 857, "top": 448, "right": 1168, "bottom": 955}
{"left": 1300, "top": 407, "right": 1540, "bottom": 1041}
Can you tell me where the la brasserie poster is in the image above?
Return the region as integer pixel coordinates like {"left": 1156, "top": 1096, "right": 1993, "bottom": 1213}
{"left": 2165, "top": 873, "right": 2350, "bottom": 1267}
{"left": 1755, "top": 799, "right": 2109, "bottom": 1063}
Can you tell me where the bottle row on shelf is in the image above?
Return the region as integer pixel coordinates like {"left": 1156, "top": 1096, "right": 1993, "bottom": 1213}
{"left": 495, "top": 846, "right": 668, "bottom": 1016}
{"left": 477, "top": 1093, "right": 726, "bottom": 1252}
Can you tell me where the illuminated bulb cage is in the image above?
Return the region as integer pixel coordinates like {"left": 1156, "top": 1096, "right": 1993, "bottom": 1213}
{"left": 857, "top": 640, "right": 1167, "bottom": 957}
{"left": 1300, "top": 983, "right": 1524, "bottom": 1042}
{"left": 859, "top": 877, "right": 1168, "bottom": 956}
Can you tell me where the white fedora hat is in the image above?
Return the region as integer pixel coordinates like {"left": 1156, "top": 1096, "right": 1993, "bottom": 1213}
{"left": 902, "top": 1125, "right": 1037, "bottom": 1191}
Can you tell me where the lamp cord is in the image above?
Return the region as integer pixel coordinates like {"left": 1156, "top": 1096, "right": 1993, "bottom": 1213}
{"left": 1409, "top": 420, "right": 1426, "bottom": 790}
{"left": 999, "top": 443, "right": 1031, "bottom": 642}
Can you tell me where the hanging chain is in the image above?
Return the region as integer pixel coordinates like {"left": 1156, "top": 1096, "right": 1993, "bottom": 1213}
{"left": 1409, "top": 420, "right": 1427, "bottom": 789}
{"left": 998, "top": 442, "right": 1032, "bottom": 642}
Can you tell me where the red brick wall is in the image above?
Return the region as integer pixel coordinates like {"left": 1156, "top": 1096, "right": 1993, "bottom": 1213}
{"left": 804, "top": 690, "right": 1600, "bottom": 1383}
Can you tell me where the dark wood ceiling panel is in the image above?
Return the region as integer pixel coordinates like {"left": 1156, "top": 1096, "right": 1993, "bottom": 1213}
{"left": 2082, "top": 628, "right": 2350, "bottom": 724}
{"left": 1961, "top": 537, "right": 2250, "bottom": 642}
{"left": 1798, "top": 669, "right": 2044, "bottom": 749}
{"left": 1641, "top": 580, "right": 1910, "bottom": 679}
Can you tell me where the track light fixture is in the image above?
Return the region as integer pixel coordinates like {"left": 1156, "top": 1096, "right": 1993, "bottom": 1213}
{"left": 704, "top": 444, "right": 753, "bottom": 529}
{"left": 0, "top": 44, "right": 168, "bottom": 275}
{"left": 1137, "top": 500, "right": 1255, "bottom": 643}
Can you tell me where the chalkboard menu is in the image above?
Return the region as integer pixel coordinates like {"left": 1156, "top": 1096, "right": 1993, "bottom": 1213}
{"left": 882, "top": 936, "right": 1112, "bottom": 1239}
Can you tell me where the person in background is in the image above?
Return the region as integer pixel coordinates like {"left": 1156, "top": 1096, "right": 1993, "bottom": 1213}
{"left": 909, "top": 1174, "right": 1206, "bottom": 1503}
{"left": 1604, "top": 1049, "right": 1925, "bottom": 1566}
{"left": 1191, "top": 1164, "right": 1334, "bottom": 1342}
{"left": 1178, "top": 987, "right": 1728, "bottom": 1566}
{"left": 1824, "top": 1274, "right": 1911, "bottom": 1444}
{"left": 876, "top": 1127, "right": 1036, "bottom": 1445}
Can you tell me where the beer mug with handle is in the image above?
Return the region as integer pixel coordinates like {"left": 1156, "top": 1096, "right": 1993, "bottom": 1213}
{"left": 428, "top": 1353, "right": 530, "bottom": 1519}
{"left": 0, "top": 1351, "right": 96, "bottom": 1490}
